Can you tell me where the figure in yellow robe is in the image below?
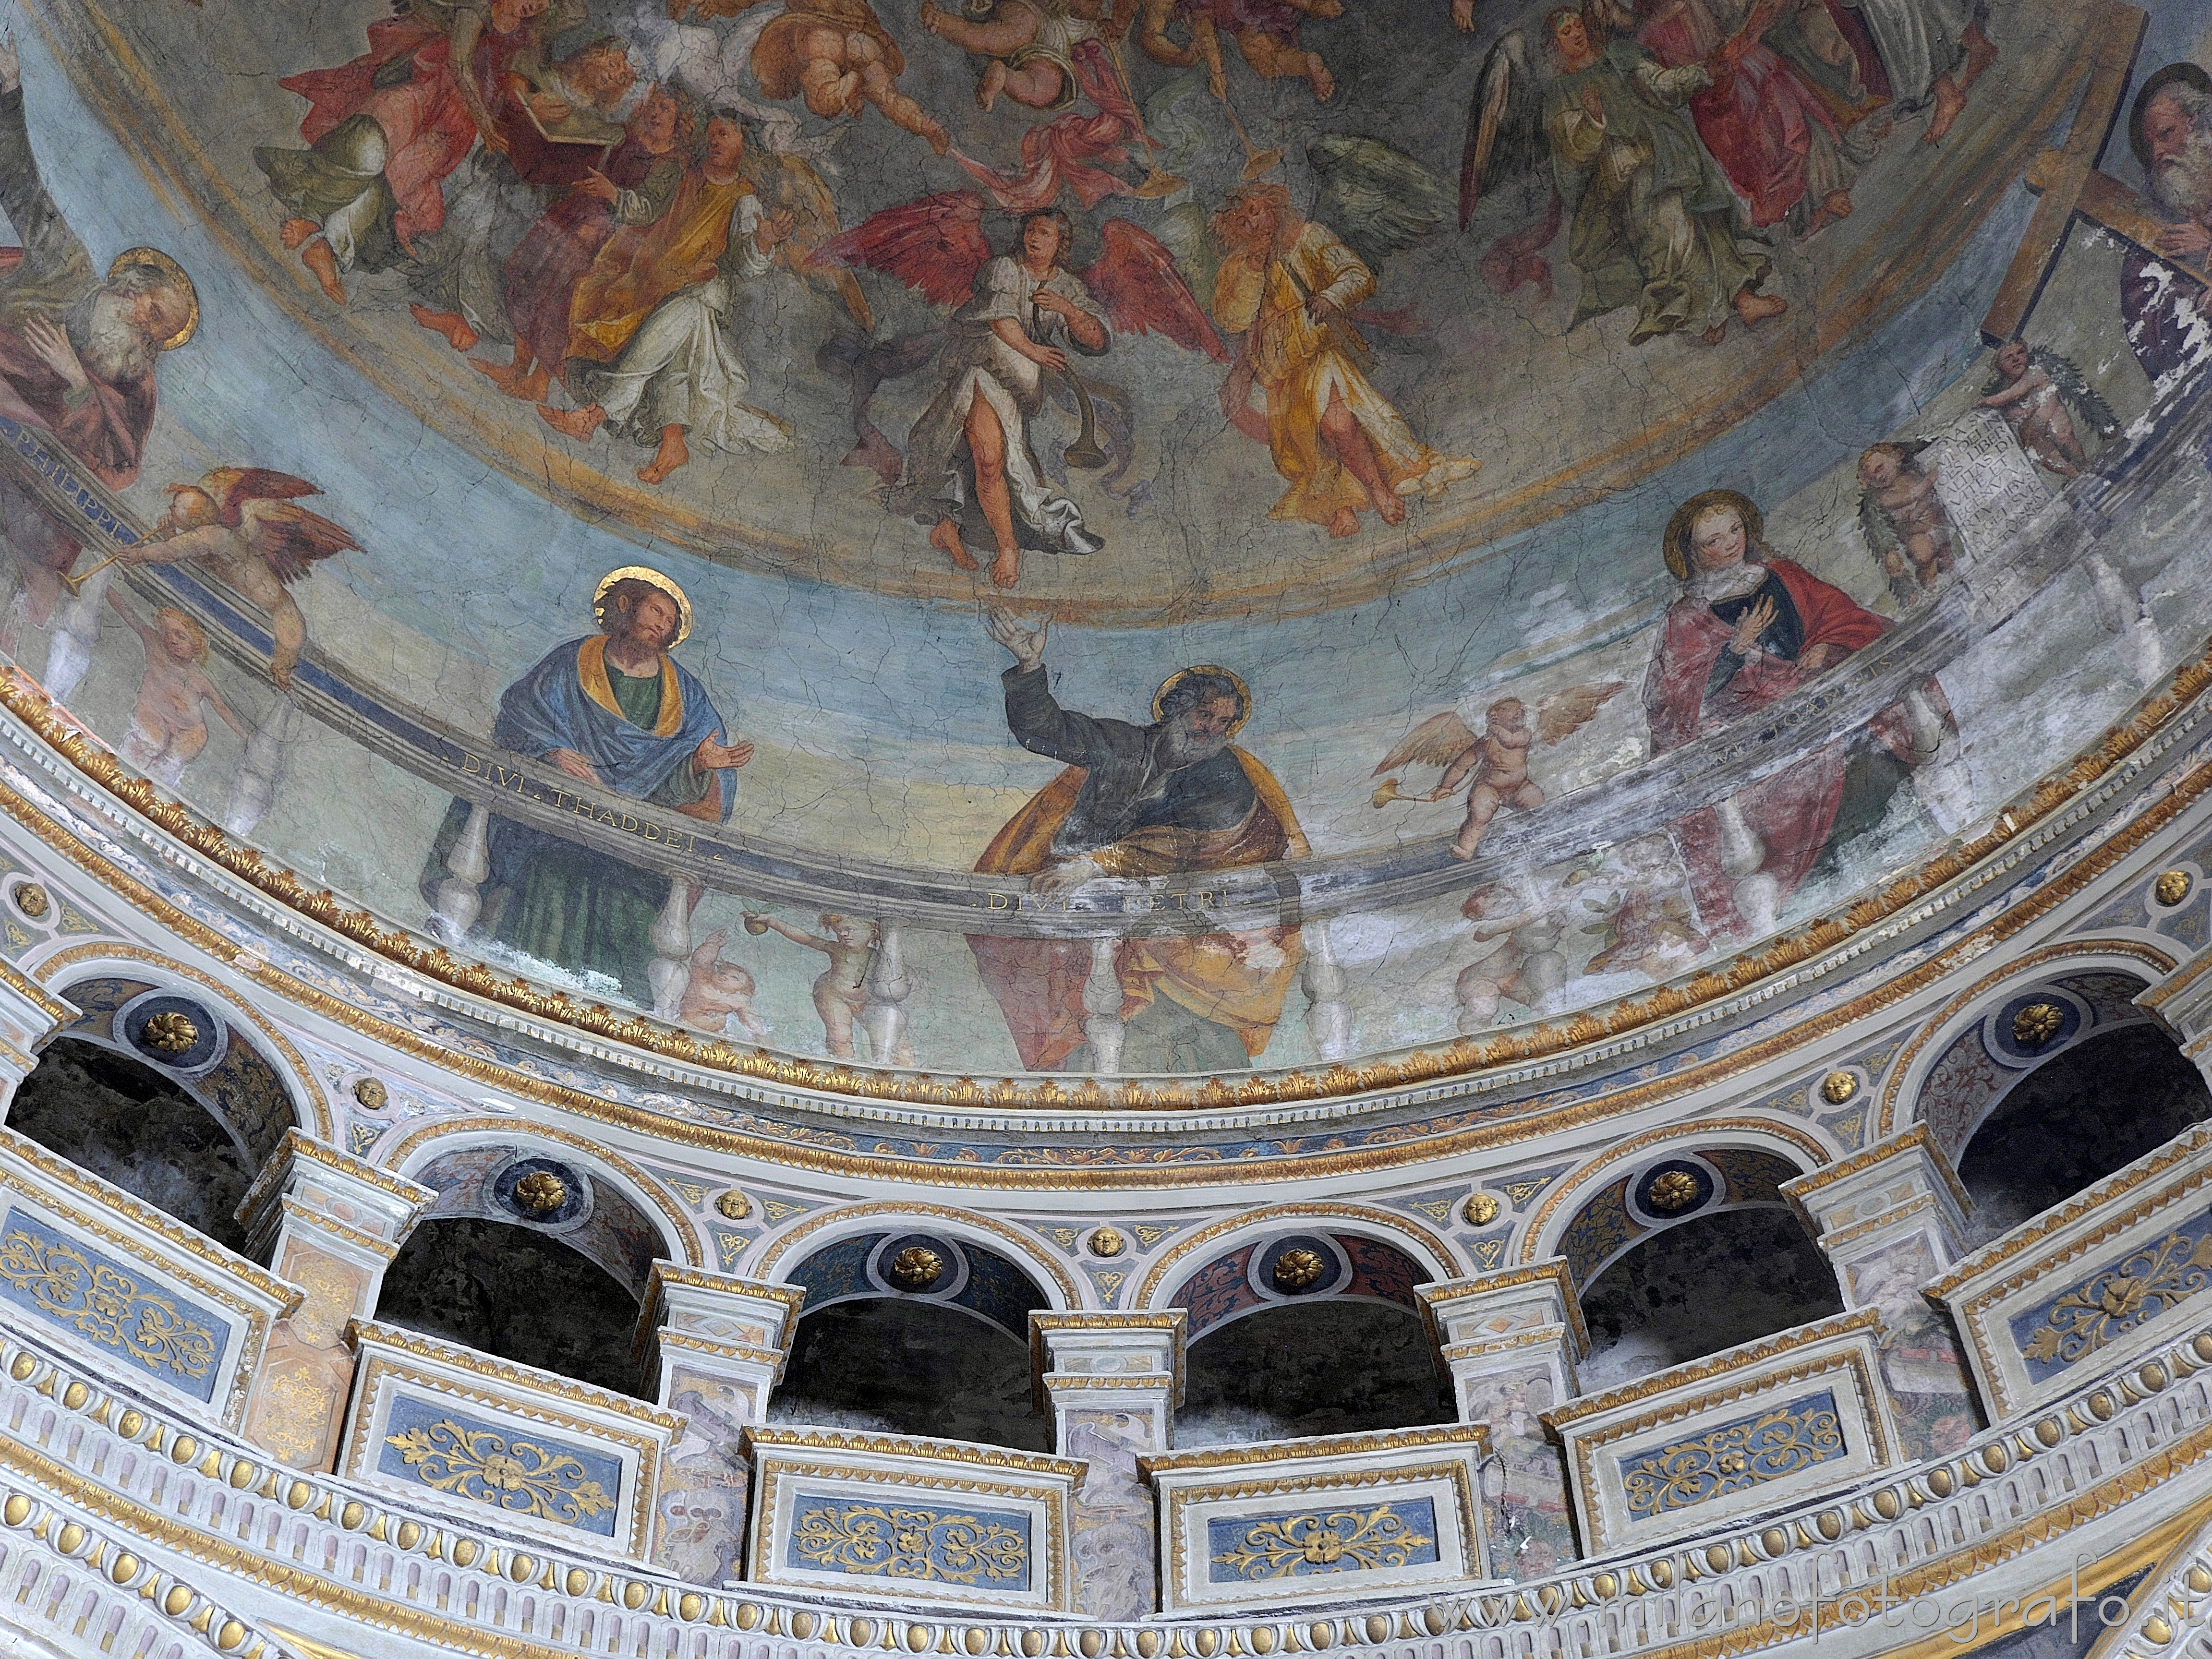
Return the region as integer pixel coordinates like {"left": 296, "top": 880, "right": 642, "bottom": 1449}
{"left": 1211, "top": 184, "right": 1478, "bottom": 538}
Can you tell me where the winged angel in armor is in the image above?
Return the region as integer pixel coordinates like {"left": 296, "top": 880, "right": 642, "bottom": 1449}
{"left": 1370, "top": 683, "right": 1622, "bottom": 861}
{"left": 814, "top": 194, "right": 1222, "bottom": 589}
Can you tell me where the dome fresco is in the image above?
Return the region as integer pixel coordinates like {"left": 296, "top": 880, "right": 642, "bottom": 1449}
{"left": 3, "top": 0, "right": 2211, "bottom": 1081}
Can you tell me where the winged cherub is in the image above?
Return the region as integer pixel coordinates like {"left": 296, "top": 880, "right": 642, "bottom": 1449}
{"left": 671, "top": 0, "right": 951, "bottom": 154}
{"left": 1372, "top": 683, "right": 1622, "bottom": 860}
{"left": 106, "top": 469, "right": 359, "bottom": 691}
{"left": 1977, "top": 339, "right": 2120, "bottom": 479}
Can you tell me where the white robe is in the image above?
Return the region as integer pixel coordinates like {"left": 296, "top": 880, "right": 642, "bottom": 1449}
{"left": 594, "top": 195, "right": 793, "bottom": 456}
{"left": 892, "top": 255, "right": 1108, "bottom": 555}
{"left": 1848, "top": 0, "right": 1978, "bottom": 106}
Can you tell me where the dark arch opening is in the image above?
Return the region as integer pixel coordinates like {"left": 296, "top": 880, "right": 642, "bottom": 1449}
{"left": 1182, "top": 1301, "right": 1450, "bottom": 1444}
{"left": 774, "top": 1298, "right": 1051, "bottom": 1451}
{"left": 1578, "top": 1209, "right": 1844, "bottom": 1394}
{"left": 375, "top": 1216, "right": 645, "bottom": 1398}
{"left": 1957, "top": 1024, "right": 2212, "bottom": 1245}
{"left": 6, "top": 1038, "right": 251, "bottom": 1253}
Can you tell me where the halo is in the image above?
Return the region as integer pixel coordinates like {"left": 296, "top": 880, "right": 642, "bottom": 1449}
{"left": 107, "top": 248, "right": 198, "bottom": 351}
{"left": 593, "top": 566, "right": 694, "bottom": 645}
{"left": 1662, "top": 490, "right": 1764, "bottom": 582}
{"left": 1152, "top": 665, "right": 1252, "bottom": 735}
{"left": 2132, "top": 62, "right": 2212, "bottom": 173}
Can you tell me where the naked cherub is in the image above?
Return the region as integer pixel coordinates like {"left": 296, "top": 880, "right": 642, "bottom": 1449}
{"left": 742, "top": 910, "right": 877, "bottom": 1057}
{"left": 676, "top": 929, "right": 772, "bottom": 1039}
{"left": 1372, "top": 683, "right": 1622, "bottom": 861}
{"left": 99, "top": 468, "right": 358, "bottom": 691}
{"left": 108, "top": 592, "right": 248, "bottom": 787}
{"left": 919, "top": 0, "right": 1124, "bottom": 113}
{"left": 1977, "top": 340, "right": 2119, "bottom": 479}
{"left": 673, "top": 0, "right": 950, "bottom": 153}
{"left": 1855, "top": 442, "right": 1953, "bottom": 604}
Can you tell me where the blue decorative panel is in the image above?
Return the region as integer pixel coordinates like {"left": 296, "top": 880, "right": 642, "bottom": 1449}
{"left": 2009, "top": 1208, "right": 2212, "bottom": 1382}
{"left": 1617, "top": 1390, "right": 1845, "bottom": 1520}
{"left": 1205, "top": 1497, "right": 1440, "bottom": 1582}
{"left": 0, "top": 1206, "right": 228, "bottom": 1400}
{"left": 376, "top": 1394, "right": 623, "bottom": 1537}
{"left": 786, "top": 1491, "right": 1033, "bottom": 1589}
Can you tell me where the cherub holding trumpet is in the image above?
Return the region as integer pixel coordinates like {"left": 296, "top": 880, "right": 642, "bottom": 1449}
{"left": 1372, "top": 683, "right": 1621, "bottom": 860}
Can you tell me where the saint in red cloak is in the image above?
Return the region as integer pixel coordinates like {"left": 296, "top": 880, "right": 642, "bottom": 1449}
{"left": 1636, "top": 0, "right": 1852, "bottom": 230}
{"left": 1642, "top": 490, "right": 1922, "bottom": 939}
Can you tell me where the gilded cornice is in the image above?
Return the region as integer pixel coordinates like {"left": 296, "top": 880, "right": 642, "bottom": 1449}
{"left": 385, "top": 1116, "right": 703, "bottom": 1271}
{"left": 640, "top": 1261, "right": 805, "bottom": 1336}
{"left": 1139, "top": 1424, "right": 1489, "bottom": 1478}
{"left": 1419, "top": 1260, "right": 1590, "bottom": 1360}
{"left": 33, "top": 941, "right": 333, "bottom": 1142}
{"left": 0, "top": 951, "right": 70, "bottom": 1021}
{"left": 652, "top": 1330, "right": 789, "bottom": 1368}
{"left": 1542, "top": 1309, "right": 1884, "bottom": 1432}
{"left": 742, "top": 1425, "right": 1085, "bottom": 1479}
{"left": 238, "top": 1127, "right": 435, "bottom": 1225}
{"left": 0, "top": 1126, "right": 300, "bottom": 1310}
{"left": 1131, "top": 1204, "right": 1459, "bottom": 1309}
{"left": 1519, "top": 1119, "right": 1834, "bottom": 1269}
{"left": 273, "top": 1195, "right": 401, "bottom": 1262}
{"left": 751, "top": 1202, "right": 1084, "bottom": 1305}
{"left": 1782, "top": 1122, "right": 1970, "bottom": 1217}
{"left": 0, "top": 629, "right": 2202, "bottom": 1119}
{"left": 345, "top": 1320, "right": 686, "bottom": 1433}
{"left": 3, "top": 1314, "right": 2212, "bottom": 1659}
{"left": 1925, "top": 1125, "right": 2212, "bottom": 1304}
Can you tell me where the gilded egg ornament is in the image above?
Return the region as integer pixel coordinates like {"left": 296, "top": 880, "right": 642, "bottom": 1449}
{"left": 1819, "top": 1070, "right": 1859, "bottom": 1104}
{"left": 1463, "top": 1193, "right": 1501, "bottom": 1226}
{"left": 888, "top": 1245, "right": 945, "bottom": 1289}
{"left": 513, "top": 1170, "right": 569, "bottom": 1214}
{"left": 715, "top": 1190, "right": 753, "bottom": 1221}
{"left": 1087, "top": 1226, "right": 1126, "bottom": 1258}
{"left": 1645, "top": 1169, "right": 1701, "bottom": 1214}
{"left": 2157, "top": 870, "right": 2194, "bottom": 906}
{"left": 140, "top": 1010, "right": 199, "bottom": 1055}
{"left": 2011, "top": 1003, "right": 2066, "bottom": 1048}
{"left": 1271, "top": 1247, "right": 1328, "bottom": 1290}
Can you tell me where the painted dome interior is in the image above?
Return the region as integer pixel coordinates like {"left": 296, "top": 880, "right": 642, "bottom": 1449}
{"left": 1, "top": 0, "right": 2208, "bottom": 1088}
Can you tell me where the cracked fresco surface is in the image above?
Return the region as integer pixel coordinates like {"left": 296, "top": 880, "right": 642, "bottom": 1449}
{"left": 0, "top": 0, "right": 2208, "bottom": 1075}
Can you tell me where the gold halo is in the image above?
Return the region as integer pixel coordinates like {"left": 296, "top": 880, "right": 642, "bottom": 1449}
{"left": 1662, "top": 490, "right": 1764, "bottom": 582}
{"left": 1152, "top": 665, "right": 1252, "bottom": 735}
{"left": 107, "top": 248, "right": 198, "bottom": 351}
{"left": 593, "top": 566, "right": 693, "bottom": 645}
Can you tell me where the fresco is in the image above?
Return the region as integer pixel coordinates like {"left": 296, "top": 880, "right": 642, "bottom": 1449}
{"left": 0, "top": 0, "right": 2210, "bottom": 1076}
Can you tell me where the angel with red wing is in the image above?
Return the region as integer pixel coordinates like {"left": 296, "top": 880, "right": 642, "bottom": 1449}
{"left": 811, "top": 192, "right": 1222, "bottom": 589}
{"left": 1371, "top": 682, "right": 1621, "bottom": 861}
{"left": 104, "top": 467, "right": 360, "bottom": 691}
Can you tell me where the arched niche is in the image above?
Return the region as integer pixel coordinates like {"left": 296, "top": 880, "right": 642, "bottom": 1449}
{"left": 371, "top": 1142, "right": 685, "bottom": 1398}
{"left": 8, "top": 974, "right": 311, "bottom": 1254}
{"left": 770, "top": 1229, "right": 1052, "bottom": 1450}
{"left": 1171, "top": 1229, "right": 1447, "bottom": 1443}
{"left": 1956, "top": 1020, "right": 2212, "bottom": 1245}
{"left": 6, "top": 1036, "right": 253, "bottom": 1253}
{"left": 1564, "top": 1147, "right": 1843, "bottom": 1395}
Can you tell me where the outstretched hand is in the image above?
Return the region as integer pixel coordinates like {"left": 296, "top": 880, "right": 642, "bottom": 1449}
{"left": 985, "top": 606, "right": 1048, "bottom": 672}
{"left": 696, "top": 732, "right": 756, "bottom": 770}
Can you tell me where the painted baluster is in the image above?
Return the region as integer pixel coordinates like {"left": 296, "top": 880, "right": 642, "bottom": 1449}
{"left": 222, "top": 696, "right": 302, "bottom": 837}
{"left": 430, "top": 803, "right": 492, "bottom": 942}
{"left": 861, "top": 920, "right": 913, "bottom": 1065}
{"left": 1713, "top": 794, "right": 1778, "bottom": 936}
{"left": 1082, "top": 935, "right": 1125, "bottom": 1074}
{"left": 648, "top": 879, "right": 695, "bottom": 1022}
{"left": 1302, "top": 921, "right": 1352, "bottom": 1060}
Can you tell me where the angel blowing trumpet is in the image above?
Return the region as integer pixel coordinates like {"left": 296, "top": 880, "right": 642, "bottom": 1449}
{"left": 1372, "top": 683, "right": 1621, "bottom": 860}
